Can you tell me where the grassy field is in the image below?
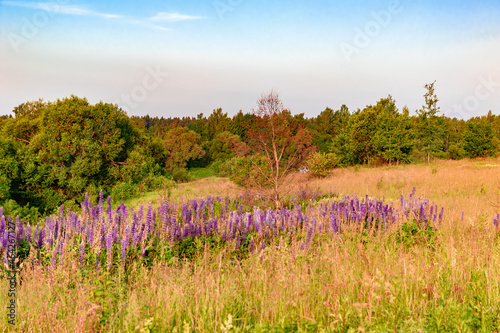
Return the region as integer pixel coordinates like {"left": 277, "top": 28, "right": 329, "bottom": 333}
{"left": 2, "top": 158, "right": 500, "bottom": 332}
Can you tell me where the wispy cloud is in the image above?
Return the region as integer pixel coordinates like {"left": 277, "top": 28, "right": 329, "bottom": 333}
{"left": 0, "top": 1, "right": 121, "bottom": 19}
{"left": 150, "top": 12, "right": 202, "bottom": 22}
{"left": 0, "top": 1, "right": 177, "bottom": 30}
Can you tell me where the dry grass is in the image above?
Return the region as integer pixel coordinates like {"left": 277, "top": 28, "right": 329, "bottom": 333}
{"left": 282, "top": 157, "right": 500, "bottom": 223}
{"left": 2, "top": 158, "right": 500, "bottom": 332}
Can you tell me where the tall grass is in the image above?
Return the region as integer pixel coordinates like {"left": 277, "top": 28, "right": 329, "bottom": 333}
{"left": 1, "top": 157, "right": 499, "bottom": 332}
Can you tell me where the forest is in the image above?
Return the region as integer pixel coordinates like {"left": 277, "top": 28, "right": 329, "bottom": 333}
{"left": 0, "top": 84, "right": 499, "bottom": 218}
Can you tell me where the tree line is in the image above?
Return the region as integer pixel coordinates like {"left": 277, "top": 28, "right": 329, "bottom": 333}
{"left": 0, "top": 83, "right": 499, "bottom": 216}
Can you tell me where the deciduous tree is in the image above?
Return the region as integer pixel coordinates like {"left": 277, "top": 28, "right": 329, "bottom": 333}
{"left": 248, "top": 90, "right": 313, "bottom": 207}
{"left": 163, "top": 127, "right": 203, "bottom": 172}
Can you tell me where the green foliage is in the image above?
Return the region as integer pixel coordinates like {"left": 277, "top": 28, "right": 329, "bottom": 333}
{"left": 87, "top": 272, "right": 121, "bottom": 330}
{"left": 163, "top": 127, "right": 203, "bottom": 172}
{"left": 138, "top": 174, "right": 174, "bottom": 192}
{"left": 111, "top": 181, "right": 138, "bottom": 203}
{"left": 448, "top": 143, "right": 467, "bottom": 160}
{"left": 1, "top": 96, "right": 138, "bottom": 213}
{"left": 415, "top": 81, "right": 446, "bottom": 162}
{"left": 462, "top": 118, "right": 498, "bottom": 158}
{"left": 305, "top": 152, "right": 338, "bottom": 178}
{"left": 188, "top": 167, "right": 215, "bottom": 180}
{"left": 373, "top": 105, "right": 413, "bottom": 165}
{"left": 2, "top": 92, "right": 500, "bottom": 218}
{"left": 0, "top": 199, "right": 41, "bottom": 222}
{"left": 208, "top": 131, "right": 249, "bottom": 164}
{"left": 395, "top": 222, "right": 436, "bottom": 248}
{"left": 216, "top": 156, "right": 271, "bottom": 188}
{"left": 171, "top": 168, "right": 192, "bottom": 183}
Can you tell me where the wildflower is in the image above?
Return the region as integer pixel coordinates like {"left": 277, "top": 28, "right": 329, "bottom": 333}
{"left": 79, "top": 240, "right": 86, "bottom": 268}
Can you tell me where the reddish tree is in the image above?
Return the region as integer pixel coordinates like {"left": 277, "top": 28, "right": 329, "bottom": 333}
{"left": 249, "top": 90, "right": 313, "bottom": 207}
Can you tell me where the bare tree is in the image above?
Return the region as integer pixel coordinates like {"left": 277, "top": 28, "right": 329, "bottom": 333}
{"left": 249, "top": 90, "right": 312, "bottom": 208}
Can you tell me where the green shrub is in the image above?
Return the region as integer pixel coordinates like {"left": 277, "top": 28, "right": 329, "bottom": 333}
{"left": 138, "top": 174, "right": 174, "bottom": 192}
{"left": 218, "top": 155, "right": 271, "bottom": 188}
{"left": 111, "top": 181, "right": 138, "bottom": 202}
{"left": 395, "top": 222, "right": 436, "bottom": 248}
{"left": 0, "top": 199, "right": 41, "bottom": 222}
{"left": 306, "top": 152, "right": 338, "bottom": 178}
{"left": 210, "top": 159, "right": 225, "bottom": 176}
{"left": 448, "top": 144, "right": 466, "bottom": 160}
{"left": 171, "top": 168, "right": 192, "bottom": 183}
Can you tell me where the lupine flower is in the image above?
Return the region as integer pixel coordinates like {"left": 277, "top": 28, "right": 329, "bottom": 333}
{"left": 79, "top": 240, "right": 86, "bottom": 268}
{"left": 235, "top": 234, "right": 241, "bottom": 250}
{"left": 106, "top": 196, "right": 112, "bottom": 215}
{"left": 121, "top": 236, "right": 128, "bottom": 265}
{"left": 96, "top": 256, "right": 100, "bottom": 271}
{"left": 106, "top": 228, "right": 113, "bottom": 270}
{"left": 146, "top": 205, "right": 153, "bottom": 235}
{"left": 51, "top": 245, "right": 58, "bottom": 267}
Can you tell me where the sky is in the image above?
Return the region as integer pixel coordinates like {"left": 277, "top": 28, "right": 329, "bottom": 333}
{"left": 0, "top": 0, "right": 499, "bottom": 119}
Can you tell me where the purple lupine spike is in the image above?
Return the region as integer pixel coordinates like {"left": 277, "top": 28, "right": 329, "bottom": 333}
{"left": 146, "top": 205, "right": 152, "bottom": 235}
{"left": 91, "top": 206, "right": 99, "bottom": 221}
{"left": 58, "top": 239, "right": 65, "bottom": 265}
{"left": 46, "top": 235, "right": 54, "bottom": 249}
{"left": 302, "top": 226, "right": 314, "bottom": 251}
{"left": 96, "top": 256, "right": 100, "bottom": 271}
{"left": 462, "top": 211, "right": 464, "bottom": 221}
{"left": 192, "top": 199, "right": 198, "bottom": 215}
{"left": 51, "top": 245, "right": 58, "bottom": 267}
{"left": 83, "top": 192, "right": 89, "bottom": 208}
{"left": 106, "top": 196, "right": 112, "bottom": 215}
{"left": 152, "top": 211, "right": 157, "bottom": 233}
{"left": 0, "top": 215, "right": 5, "bottom": 235}
{"left": 138, "top": 205, "right": 144, "bottom": 222}
{"left": 33, "top": 225, "right": 39, "bottom": 247}
{"left": 235, "top": 234, "right": 241, "bottom": 249}
{"left": 2, "top": 234, "right": 8, "bottom": 250}
{"left": 249, "top": 237, "right": 255, "bottom": 254}
{"left": 438, "top": 207, "right": 444, "bottom": 224}
{"left": 100, "top": 224, "right": 106, "bottom": 247}
{"left": 38, "top": 228, "right": 44, "bottom": 249}
{"left": 87, "top": 226, "right": 94, "bottom": 245}
{"left": 200, "top": 198, "right": 205, "bottom": 213}
{"left": 261, "top": 240, "right": 266, "bottom": 252}
{"left": 137, "top": 224, "right": 146, "bottom": 245}
{"left": 98, "top": 189, "right": 104, "bottom": 207}
{"left": 132, "top": 227, "right": 139, "bottom": 248}
{"left": 25, "top": 223, "right": 32, "bottom": 243}
{"left": 79, "top": 240, "right": 85, "bottom": 268}
{"left": 121, "top": 201, "right": 128, "bottom": 221}
{"left": 106, "top": 228, "right": 113, "bottom": 270}
{"left": 121, "top": 236, "right": 128, "bottom": 265}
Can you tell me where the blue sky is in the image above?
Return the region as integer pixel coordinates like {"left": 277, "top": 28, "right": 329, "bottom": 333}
{"left": 1, "top": 0, "right": 499, "bottom": 119}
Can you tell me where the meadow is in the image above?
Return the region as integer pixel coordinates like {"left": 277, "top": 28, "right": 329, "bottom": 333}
{"left": 1, "top": 157, "right": 500, "bottom": 332}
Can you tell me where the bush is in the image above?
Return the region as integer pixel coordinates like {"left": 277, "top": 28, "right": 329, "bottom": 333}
{"left": 139, "top": 174, "right": 174, "bottom": 192}
{"left": 448, "top": 144, "right": 466, "bottom": 160}
{"left": 0, "top": 199, "right": 41, "bottom": 222}
{"left": 306, "top": 152, "right": 337, "bottom": 178}
{"left": 217, "top": 156, "right": 271, "bottom": 188}
{"left": 171, "top": 168, "right": 192, "bottom": 183}
{"left": 210, "top": 159, "right": 225, "bottom": 176}
{"left": 433, "top": 151, "right": 450, "bottom": 160}
{"left": 111, "top": 181, "right": 138, "bottom": 202}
